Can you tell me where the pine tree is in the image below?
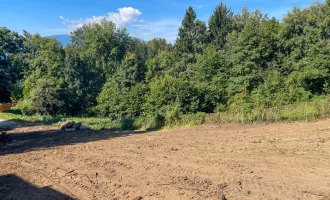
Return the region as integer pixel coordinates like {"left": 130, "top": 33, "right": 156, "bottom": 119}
{"left": 175, "top": 6, "right": 208, "bottom": 55}
{"left": 175, "top": 6, "right": 197, "bottom": 54}
{"left": 208, "top": 3, "right": 233, "bottom": 48}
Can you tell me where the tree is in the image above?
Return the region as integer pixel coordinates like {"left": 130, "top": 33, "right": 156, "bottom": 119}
{"left": 23, "top": 78, "right": 62, "bottom": 115}
{"left": 226, "top": 11, "right": 279, "bottom": 97}
{"left": 144, "top": 76, "right": 201, "bottom": 115}
{"left": 175, "top": 7, "right": 208, "bottom": 55}
{"left": 63, "top": 20, "right": 131, "bottom": 115}
{"left": 96, "top": 77, "right": 148, "bottom": 118}
{"left": 146, "top": 38, "right": 171, "bottom": 59}
{"left": 0, "top": 27, "right": 24, "bottom": 102}
{"left": 2, "top": 1, "right": 330, "bottom": 121}
{"left": 146, "top": 50, "right": 175, "bottom": 82}
{"left": 118, "top": 52, "right": 146, "bottom": 88}
{"left": 208, "top": 3, "right": 234, "bottom": 48}
{"left": 175, "top": 6, "right": 197, "bottom": 54}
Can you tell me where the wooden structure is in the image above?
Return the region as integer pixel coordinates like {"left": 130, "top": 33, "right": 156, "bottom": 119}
{"left": 0, "top": 103, "right": 11, "bottom": 112}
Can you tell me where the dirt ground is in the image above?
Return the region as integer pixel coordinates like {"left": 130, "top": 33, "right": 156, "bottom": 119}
{"left": 1, "top": 119, "right": 330, "bottom": 200}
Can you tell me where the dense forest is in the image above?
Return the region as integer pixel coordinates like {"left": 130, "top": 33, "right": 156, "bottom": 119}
{"left": 1, "top": 1, "right": 330, "bottom": 128}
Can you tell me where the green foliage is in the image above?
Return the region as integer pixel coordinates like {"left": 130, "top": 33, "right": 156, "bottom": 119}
{"left": 175, "top": 6, "right": 208, "bottom": 55}
{"left": 0, "top": 27, "right": 25, "bottom": 102}
{"left": 10, "top": 80, "right": 24, "bottom": 101}
{"left": 118, "top": 52, "right": 146, "bottom": 88}
{"left": 96, "top": 77, "right": 148, "bottom": 119}
{"left": 134, "top": 114, "right": 165, "bottom": 131}
{"left": 2, "top": 1, "right": 330, "bottom": 129}
{"left": 0, "top": 108, "right": 120, "bottom": 130}
{"left": 206, "top": 97, "right": 330, "bottom": 123}
{"left": 146, "top": 50, "right": 175, "bottom": 82}
{"left": 125, "top": 83, "right": 148, "bottom": 117}
{"left": 146, "top": 38, "right": 172, "bottom": 59}
{"left": 166, "top": 112, "right": 206, "bottom": 127}
{"left": 17, "top": 99, "right": 36, "bottom": 116}
{"left": 120, "top": 117, "right": 135, "bottom": 130}
{"left": 22, "top": 78, "right": 63, "bottom": 116}
{"left": 144, "top": 76, "right": 201, "bottom": 114}
{"left": 209, "top": 3, "right": 234, "bottom": 48}
{"left": 63, "top": 20, "right": 132, "bottom": 115}
{"left": 95, "top": 77, "right": 125, "bottom": 118}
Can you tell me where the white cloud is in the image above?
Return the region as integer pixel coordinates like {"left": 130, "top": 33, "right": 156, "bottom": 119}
{"left": 60, "top": 7, "right": 142, "bottom": 33}
{"left": 59, "top": 7, "right": 180, "bottom": 43}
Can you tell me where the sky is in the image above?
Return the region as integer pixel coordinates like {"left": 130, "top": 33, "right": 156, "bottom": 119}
{"left": 0, "top": 0, "right": 323, "bottom": 43}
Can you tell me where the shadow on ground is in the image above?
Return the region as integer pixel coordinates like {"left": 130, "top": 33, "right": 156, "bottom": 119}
{"left": 0, "top": 119, "right": 148, "bottom": 156}
{"left": 0, "top": 174, "right": 74, "bottom": 200}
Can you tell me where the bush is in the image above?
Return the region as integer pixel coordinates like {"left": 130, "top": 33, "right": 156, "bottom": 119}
{"left": 135, "top": 114, "right": 165, "bottom": 130}
{"left": 17, "top": 99, "right": 36, "bottom": 116}
{"left": 205, "top": 97, "right": 330, "bottom": 124}
{"left": 164, "top": 103, "right": 181, "bottom": 126}
{"left": 178, "top": 112, "right": 206, "bottom": 126}
{"left": 120, "top": 117, "right": 135, "bottom": 130}
{"left": 23, "top": 78, "right": 63, "bottom": 116}
{"left": 165, "top": 112, "right": 206, "bottom": 127}
{"left": 144, "top": 76, "right": 201, "bottom": 115}
{"left": 96, "top": 78, "right": 148, "bottom": 119}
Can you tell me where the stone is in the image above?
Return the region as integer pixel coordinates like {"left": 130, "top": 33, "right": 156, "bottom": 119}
{"left": 73, "top": 122, "right": 82, "bottom": 129}
{"left": 78, "top": 125, "right": 91, "bottom": 130}
{"left": 60, "top": 121, "right": 75, "bottom": 131}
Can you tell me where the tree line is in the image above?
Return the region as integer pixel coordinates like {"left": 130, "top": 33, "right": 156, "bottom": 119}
{"left": 1, "top": 1, "right": 330, "bottom": 124}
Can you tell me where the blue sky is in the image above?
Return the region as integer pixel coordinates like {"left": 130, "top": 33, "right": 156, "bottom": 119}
{"left": 0, "top": 0, "right": 323, "bottom": 43}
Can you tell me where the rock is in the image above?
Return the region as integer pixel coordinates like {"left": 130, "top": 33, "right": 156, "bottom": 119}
{"left": 60, "top": 121, "right": 75, "bottom": 131}
{"left": 73, "top": 122, "right": 82, "bottom": 129}
{"left": 78, "top": 125, "right": 91, "bottom": 130}
{"left": 61, "top": 120, "right": 90, "bottom": 131}
{"left": 133, "top": 196, "right": 143, "bottom": 200}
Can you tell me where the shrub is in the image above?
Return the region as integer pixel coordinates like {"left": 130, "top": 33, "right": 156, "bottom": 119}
{"left": 165, "top": 112, "right": 206, "bottom": 127}
{"left": 144, "top": 76, "right": 201, "bottom": 115}
{"left": 96, "top": 77, "right": 148, "bottom": 119}
{"left": 120, "top": 117, "right": 135, "bottom": 130}
{"left": 164, "top": 103, "right": 181, "bottom": 126}
{"left": 17, "top": 99, "right": 36, "bottom": 116}
{"left": 24, "top": 78, "right": 63, "bottom": 116}
{"left": 178, "top": 112, "right": 206, "bottom": 126}
{"left": 135, "top": 114, "right": 165, "bottom": 130}
{"left": 205, "top": 96, "right": 330, "bottom": 124}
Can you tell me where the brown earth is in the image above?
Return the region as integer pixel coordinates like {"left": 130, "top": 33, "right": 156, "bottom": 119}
{"left": 1, "top": 119, "right": 330, "bottom": 200}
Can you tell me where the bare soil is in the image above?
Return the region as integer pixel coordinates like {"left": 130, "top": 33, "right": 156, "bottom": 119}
{"left": 1, "top": 119, "right": 330, "bottom": 200}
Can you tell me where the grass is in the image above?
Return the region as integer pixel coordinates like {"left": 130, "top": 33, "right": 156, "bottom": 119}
{"left": 205, "top": 97, "right": 330, "bottom": 124}
{"left": 1, "top": 97, "right": 330, "bottom": 131}
{"left": 0, "top": 109, "right": 120, "bottom": 130}
{"left": 164, "top": 112, "right": 206, "bottom": 128}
